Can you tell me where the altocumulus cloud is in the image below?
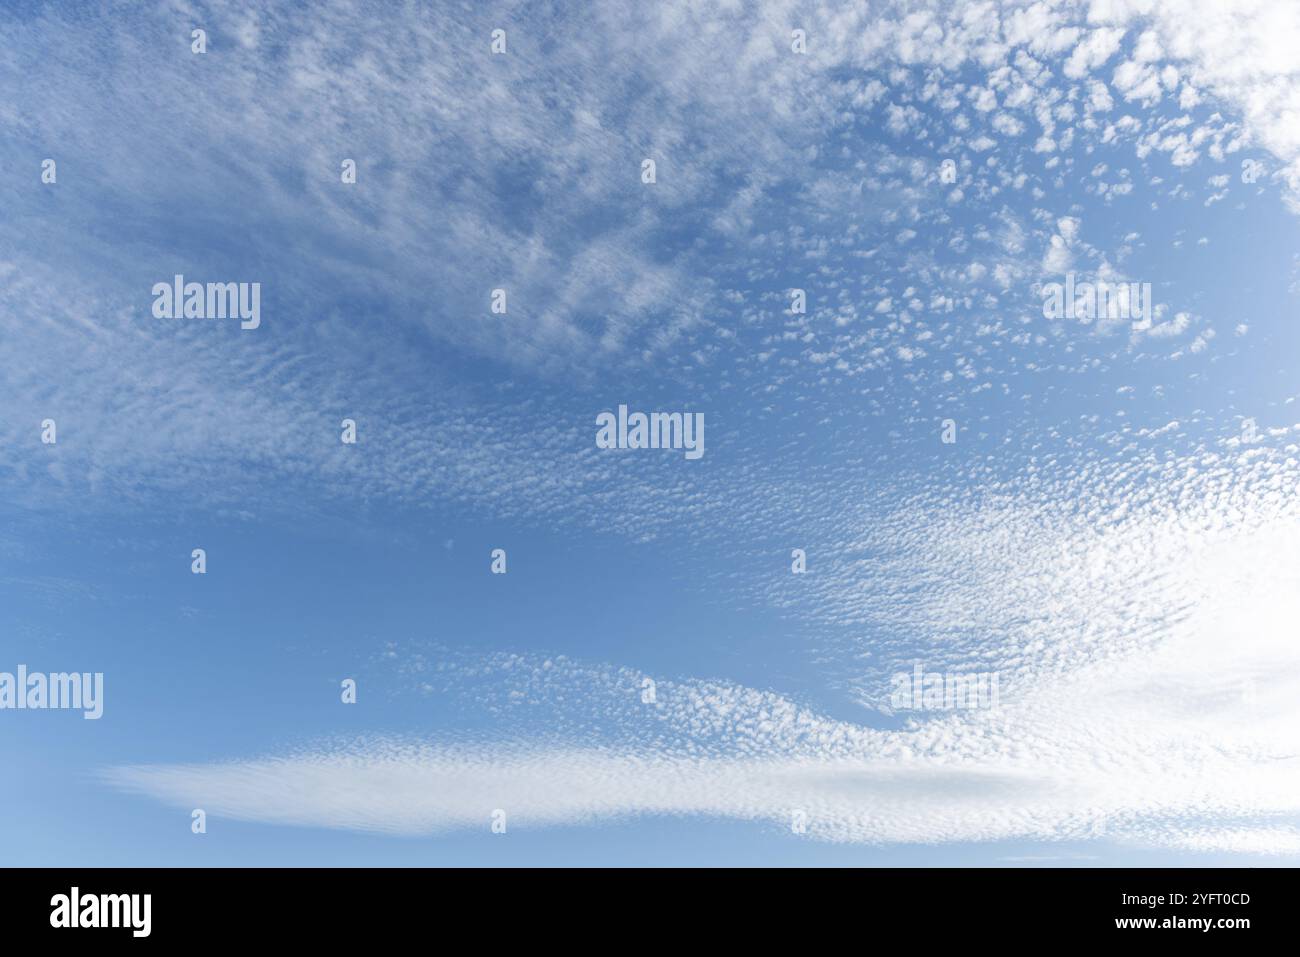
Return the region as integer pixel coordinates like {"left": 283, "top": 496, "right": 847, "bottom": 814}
{"left": 105, "top": 448, "right": 1300, "bottom": 851}
{"left": 5, "top": 0, "right": 1299, "bottom": 858}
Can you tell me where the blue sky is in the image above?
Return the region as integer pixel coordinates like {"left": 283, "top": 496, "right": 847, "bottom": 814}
{"left": 3, "top": 0, "right": 1300, "bottom": 865}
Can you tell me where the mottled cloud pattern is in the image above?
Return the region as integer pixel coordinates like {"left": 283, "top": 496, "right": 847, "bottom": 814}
{"left": 3, "top": 0, "right": 1299, "bottom": 856}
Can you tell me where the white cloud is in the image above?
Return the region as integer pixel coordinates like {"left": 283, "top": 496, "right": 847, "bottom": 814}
{"left": 1064, "top": 27, "right": 1125, "bottom": 78}
{"left": 106, "top": 439, "right": 1300, "bottom": 853}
